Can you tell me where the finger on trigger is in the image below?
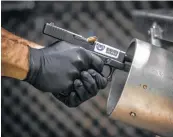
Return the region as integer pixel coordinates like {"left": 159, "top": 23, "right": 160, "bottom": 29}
{"left": 88, "top": 69, "right": 108, "bottom": 89}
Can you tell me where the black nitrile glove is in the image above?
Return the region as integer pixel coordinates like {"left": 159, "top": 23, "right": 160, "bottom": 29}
{"left": 25, "top": 41, "right": 107, "bottom": 107}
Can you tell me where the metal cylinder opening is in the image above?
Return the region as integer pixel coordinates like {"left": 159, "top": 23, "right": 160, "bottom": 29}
{"left": 107, "top": 39, "right": 173, "bottom": 137}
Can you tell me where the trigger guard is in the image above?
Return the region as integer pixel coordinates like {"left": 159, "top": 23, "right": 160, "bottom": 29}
{"left": 101, "top": 65, "right": 115, "bottom": 81}
{"left": 107, "top": 67, "right": 115, "bottom": 81}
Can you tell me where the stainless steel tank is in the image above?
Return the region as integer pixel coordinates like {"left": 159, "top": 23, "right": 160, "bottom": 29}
{"left": 107, "top": 39, "right": 173, "bottom": 137}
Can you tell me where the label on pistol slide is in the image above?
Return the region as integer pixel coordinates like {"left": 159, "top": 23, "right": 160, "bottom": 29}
{"left": 94, "top": 42, "right": 120, "bottom": 59}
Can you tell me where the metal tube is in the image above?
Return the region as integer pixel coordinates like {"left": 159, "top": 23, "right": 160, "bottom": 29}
{"left": 107, "top": 39, "right": 173, "bottom": 137}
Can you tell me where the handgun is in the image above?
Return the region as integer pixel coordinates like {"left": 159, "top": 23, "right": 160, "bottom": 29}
{"left": 43, "top": 23, "right": 132, "bottom": 81}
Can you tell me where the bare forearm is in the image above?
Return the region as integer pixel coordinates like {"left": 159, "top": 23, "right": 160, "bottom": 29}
{"left": 1, "top": 28, "right": 43, "bottom": 80}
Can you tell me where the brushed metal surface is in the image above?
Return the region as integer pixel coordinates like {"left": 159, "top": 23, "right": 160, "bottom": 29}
{"left": 107, "top": 39, "right": 173, "bottom": 137}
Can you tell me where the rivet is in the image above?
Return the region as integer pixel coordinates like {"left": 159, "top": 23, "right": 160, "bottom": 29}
{"left": 143, "top": 85, "right": 147, "bottom": 89}
{"left": 130, "top": 112, "right": 136, "bottom": 118}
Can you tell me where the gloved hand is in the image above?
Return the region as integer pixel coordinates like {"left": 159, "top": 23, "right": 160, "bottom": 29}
{"left": 25, "top": 41, "right": 107, "bottom": 107}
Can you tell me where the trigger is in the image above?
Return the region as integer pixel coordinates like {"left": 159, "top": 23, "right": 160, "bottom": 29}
{"left": 107, "top": 68, "right": 115, "bottom": 81}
